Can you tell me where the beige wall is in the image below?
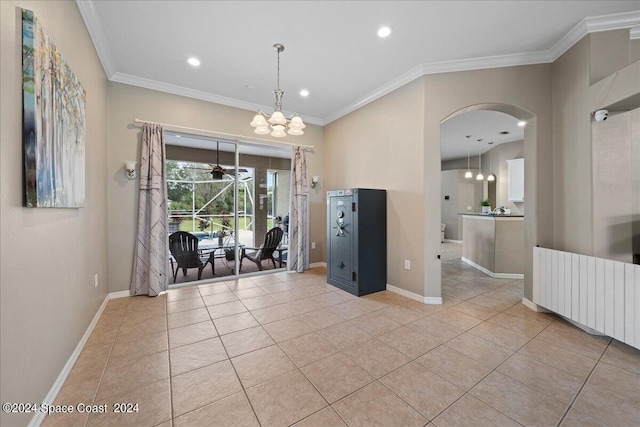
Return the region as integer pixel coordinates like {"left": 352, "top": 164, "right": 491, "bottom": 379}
{"left": 0, "top": 2, "right": 108, "bottom": 426}
{"left": 552, "top": 30, "right": 639, "bottom": 261}
{"left": 424, "top": 65, "right": 554, "bottom": 301}
{"left": 323, "top": 78, "right": 426, "bottom": 295}
{"left": 481, "top": 140, "right": 525, "bottom": 215}
{"left": 325, "top": 65, "right": 554, "bottom": 300}
{"left": 592, "top": 108, "right": 640, "bottom": 263}
{"left": 107, "top": 83, "right": 324, "bottom": 292}
{"left": 440, "top": 169, "right": 481, "bottom": 240}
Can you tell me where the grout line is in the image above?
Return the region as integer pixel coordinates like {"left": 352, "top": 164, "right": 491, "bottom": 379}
{"left": 556, "top": 339, "right": 612, "bottom": 426}
{"left": 206, "top": 286, "right": 264, "bottom": 427}
{"left": 164, "top": 292, "right": 176, "bottom": 426}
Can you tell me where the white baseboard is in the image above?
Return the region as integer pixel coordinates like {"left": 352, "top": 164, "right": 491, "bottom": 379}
{"left": 443, "top": 239, "right": 463, "bottom": 244}
{"left": 109, "top": 290, "right": 131, "bottom": 299}
{"left": 29, "top": 291, "right": 130, "bottom": 427}
{"left": 424, "top": 296, "right": 444, "bottom": 305}
{"left": 309, "top": 262, "right": 327, "bottom": 268}
{"left": 461, "top": 257, "right": 524, "bottom": 280}
{"left": 386, "top": 284, "right": 443, "bottom": 305}
{"left": 521, "top": 297, "right": 551, "bottom": 313}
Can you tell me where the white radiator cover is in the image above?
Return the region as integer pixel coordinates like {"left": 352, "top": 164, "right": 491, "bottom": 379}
{"left": 533, "top": 247, "right": 640, "bottom": 350}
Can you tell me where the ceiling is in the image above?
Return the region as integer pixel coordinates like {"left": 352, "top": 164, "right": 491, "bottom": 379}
{"left": 440, "top": 110, "right": 524, "bottom": 161}
{"left": 79, "top": 1, "right": 639, "bottom": 125}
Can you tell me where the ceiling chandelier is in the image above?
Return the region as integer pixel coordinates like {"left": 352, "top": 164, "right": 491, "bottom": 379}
{"left": 250, "top": 44, "right": 305, "bottom": 137}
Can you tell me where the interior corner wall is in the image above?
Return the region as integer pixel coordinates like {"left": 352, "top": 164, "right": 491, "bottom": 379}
{"left": 323, "top": 78, "right": 426, "bottom": 296}
{"left": 423, "top": 64, "right": 554, "bottom": 302}
{"left": 552, "top": 36, "right": 594, "bottom": 255}
{"left": 0, "top": 2, "right": 109, "bottom": 426}
{"left": 552, "top": 30, "right": 638, "bottom": 259}
{"left": 592, "top": 108, "right": 638, "bottom": 263}
{"left": 106, "top": 83, "right": 324, "bottom": 293}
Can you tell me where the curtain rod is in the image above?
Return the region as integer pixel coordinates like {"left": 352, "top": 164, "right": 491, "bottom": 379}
{"left": 133, "top": 118, "right": 314, "bottom": 150}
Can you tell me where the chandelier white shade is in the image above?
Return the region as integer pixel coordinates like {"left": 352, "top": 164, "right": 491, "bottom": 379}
{"left": 250, "top": 44, "right": 305, "bottom": 137}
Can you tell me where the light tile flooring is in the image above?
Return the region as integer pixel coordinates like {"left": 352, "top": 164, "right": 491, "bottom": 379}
{"left": 43, "top": 263, "right": 640, "bottom": 427}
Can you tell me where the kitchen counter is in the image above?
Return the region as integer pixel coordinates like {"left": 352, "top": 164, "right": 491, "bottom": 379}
{"left": 460, "top": 214, "right": 524, "bottom": 278}
{"left": 458, "top": 212, "right": 524, "bottom": 217}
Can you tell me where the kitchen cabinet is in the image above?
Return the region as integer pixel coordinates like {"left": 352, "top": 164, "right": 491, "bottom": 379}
{"left": 507, "top": 158, "right": 524, "bottom": 202}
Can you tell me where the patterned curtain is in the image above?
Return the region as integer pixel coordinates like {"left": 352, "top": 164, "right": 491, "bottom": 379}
{"left": 288, "top": 146, "right": 310, "bottom": 273}
{"left": 131, "top": 124, "right": 168, "bottom": 296}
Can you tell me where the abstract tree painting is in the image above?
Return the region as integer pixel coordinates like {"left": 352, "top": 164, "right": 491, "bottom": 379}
{"left": 22, "top": 9, "right": 86, "bottom": 208}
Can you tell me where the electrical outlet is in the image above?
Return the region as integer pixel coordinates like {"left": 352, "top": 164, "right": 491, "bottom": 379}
{"left": 94, "top": 274, "right": 99, "bottom": 288}
{"left": 467, "top": 206, "right": 472, "bottom": 211}
{"left": 404, "top": 260, "right": 410, "bottom": 270}
{"left": 311, "top": 242, "right": 316, "bottom": 249}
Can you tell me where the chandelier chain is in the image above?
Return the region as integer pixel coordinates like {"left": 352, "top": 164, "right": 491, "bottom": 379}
{"left": 276, "top": 48, "right": 280, "bottom": 90}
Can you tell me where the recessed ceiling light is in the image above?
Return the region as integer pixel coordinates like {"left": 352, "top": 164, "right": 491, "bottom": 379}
{"left": 187, "top": 57, "right": 201, "bottom": 67}
{"left": 377, "top": 26, "right": 392, "bottom": 38}
{"left": 245, "top": 85, "right": 256, "bottom": 90}
{"left": 300, "top": 89, "right": 309, "bottom": 97}
{"left": 517, "top": 121, "right": 526, "bottom": 127}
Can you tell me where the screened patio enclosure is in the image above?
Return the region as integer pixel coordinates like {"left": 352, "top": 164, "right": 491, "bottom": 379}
{"left": 165, "top": 134, "right": 292, "bottom": 283}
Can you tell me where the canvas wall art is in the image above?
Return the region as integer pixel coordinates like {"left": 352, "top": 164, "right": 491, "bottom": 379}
{"left": 22, "top": 9, "right": 86, "bottom": 208}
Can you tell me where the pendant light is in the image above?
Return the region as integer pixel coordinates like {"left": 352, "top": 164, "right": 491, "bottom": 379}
{"left": 250, "top": 44, "right": 306, "bottom": 137}
{"left": 464, "top": 136, "right": 473, "bottom": 178}
{"left": 476, "top": 149, "right": 484, "bottom": 181}
{"left": 487, "top": 145, "right": 496, "bottom": 182}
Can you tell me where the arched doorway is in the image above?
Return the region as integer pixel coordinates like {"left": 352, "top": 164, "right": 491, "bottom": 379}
{"left": 425, "top": 101, "right": 548, "bottom": 308}
{"left": 439, "top": 107, "right": 529, "bottom": 306}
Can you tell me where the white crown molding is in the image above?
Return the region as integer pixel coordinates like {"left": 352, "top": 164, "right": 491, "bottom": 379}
{"left": 322, "top": 64, "right": 425, "bottom": 124}
{"left": 78, "top": 2, "right": 639, "bottom": 127}
{"left": 322, "top": 50, "right": 551, "bottom": 125}
{"left": 549, "top": 10, "right": 640, "bottom": 61}
{"left": 75, "top": 0, "right": 116, "bottom": 78}
{"left": 111, "top": 72, "right": 324, "bottom": 126}
{"left": 324, "top": 10, "right": 640, "bottom": 125}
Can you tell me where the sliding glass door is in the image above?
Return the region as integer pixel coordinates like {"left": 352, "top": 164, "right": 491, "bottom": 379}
{"left": 165, "top": 133, "right": 291, "bottom": 286}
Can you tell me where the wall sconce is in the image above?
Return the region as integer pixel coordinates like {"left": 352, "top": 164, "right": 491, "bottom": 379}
{"left": 310, "top": 176, "right": 319, "bottom": 188}
{"left": 124, "top": 160, "right": 137, "bottom": 179}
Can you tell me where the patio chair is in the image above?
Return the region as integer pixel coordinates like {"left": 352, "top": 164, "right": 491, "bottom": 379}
{"left": 169, "top": 231, "right": 209, "bottom": 283}
{"left": 239, "top": 227, "right": 284, "bottom": 272}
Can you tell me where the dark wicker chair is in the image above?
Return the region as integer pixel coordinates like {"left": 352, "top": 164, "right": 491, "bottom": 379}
{"left": 168, "top": 231, "right": 209, "bottom": 283}
{"left": 239, "top": 227, "right": 284, "bottom": 272}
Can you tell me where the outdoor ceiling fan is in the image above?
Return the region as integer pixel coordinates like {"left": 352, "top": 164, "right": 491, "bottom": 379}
{"left": 190, "top": 141, "right": 247, "bottom": 179}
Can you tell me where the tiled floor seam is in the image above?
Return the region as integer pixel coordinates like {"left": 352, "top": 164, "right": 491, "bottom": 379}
{"left": 555, "top": 339, "right": 613, "bottom": 426}
{"left": 202, "top": 292, "right": 264, "bottom": 427}
{"left": 165, "top": 296, "right": 176, "bottom": 426}
{"left": 85, "top": 307, "right": 127, "bottom": 427}
{"left": 420, "top": 301, "right": 555, "bottom": 426}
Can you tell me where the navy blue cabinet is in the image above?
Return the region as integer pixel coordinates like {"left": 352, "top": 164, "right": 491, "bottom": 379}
{"left": 326, "top": 189, "right": 387, "bottom": 296}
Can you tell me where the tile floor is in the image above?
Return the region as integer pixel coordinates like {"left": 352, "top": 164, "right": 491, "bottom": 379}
{"left": 43, "top": 262, "right": 640, "bottom": 427}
